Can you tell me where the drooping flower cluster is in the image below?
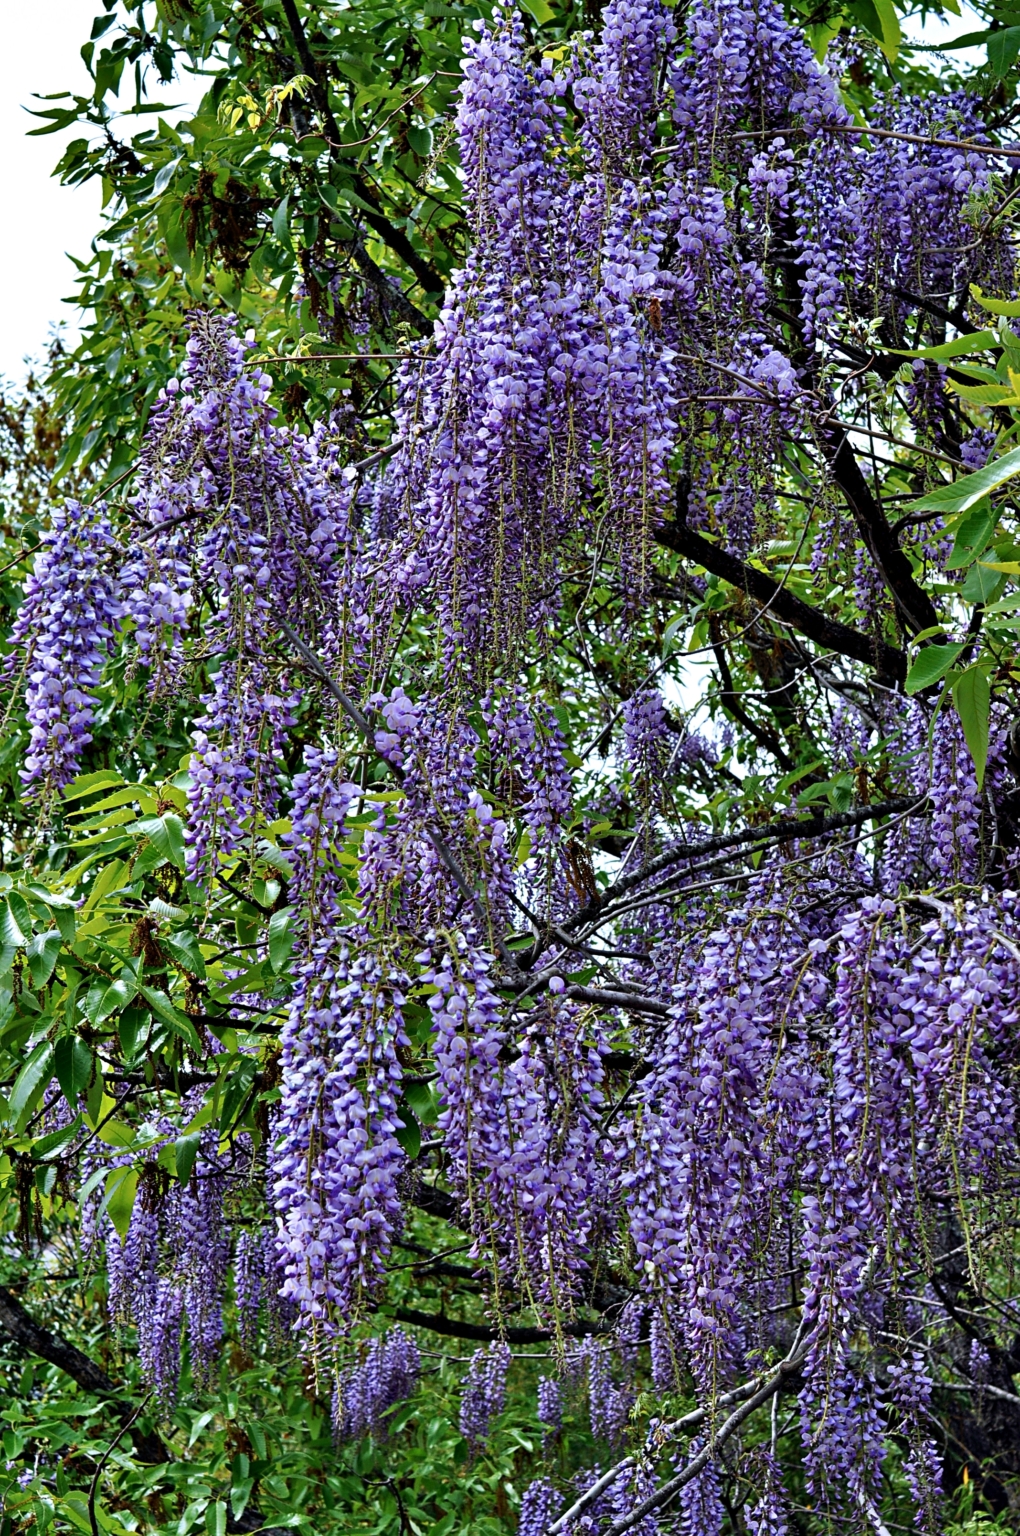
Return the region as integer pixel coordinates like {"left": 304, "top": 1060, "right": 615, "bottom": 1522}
{"left": 459, "top": 1341, "right": 511, "bottom": 1451}
{"left": 106, "top": 1137, "right": 231, "bottom": 1412}
{"left": 6, "top": 499, "right": 121, "bottom": 799}
{"left": 332, "top": 1328, "right": 421, "bottom": 1439}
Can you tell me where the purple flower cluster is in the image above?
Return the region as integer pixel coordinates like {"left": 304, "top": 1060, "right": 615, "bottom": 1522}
{"left": 422, "top": 931, "right": 609, "bottom": 1304}
{"left": 459, "top": 1341, "right": 510, "bottom": 1451}
{"left": 105, "top": 1133, "right": 230, "bottom": 1413}
{"left": 19, "top": 0, "right": 1020, "bottom": 1522}
{"left": 272, "top": 942, "right": 409, "bottom": 1330}
{"left": 6, "top": 499, "right": 121, "bottom": 799}
{"left": 622, "top": 687, "right": 675, "bottom": 839}
{"left": 234, "top": 1226, "right": 293, "bottom": 1353}
{"left": 537, "top": 1374, "right": 563, "bottom": 1436}
{"left": 519, "top": 1478, "right": 560, "bottom": 1536}
{"left": 580, "top": 1337, "right": 633, "bottom": 1446}
{"left": 332, "top": 1328, "right": 421, "bottom": 1439}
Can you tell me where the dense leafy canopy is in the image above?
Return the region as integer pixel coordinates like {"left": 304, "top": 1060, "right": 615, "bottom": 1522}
{"left": 8, "top": 1, "right": 1020, "bottom": 1534}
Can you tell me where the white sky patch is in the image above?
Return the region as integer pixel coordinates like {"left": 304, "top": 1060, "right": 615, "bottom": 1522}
{"left": 0, "top": 1, "right": 202, "bottom": 385}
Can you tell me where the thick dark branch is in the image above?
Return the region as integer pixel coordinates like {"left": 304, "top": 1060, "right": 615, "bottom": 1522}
{"left": 408, "top": 1182, "right": 462, "bottom": 1225}
{"left": 771, "top": 214, "right": 945, "bottom": 640}
{"left": 0, "top": 1285, "right": 168, "bottom": 1464}
{"left": 655, "top": 517, "right": 906, "bottom": 686}
{"left": 561, "top": 983, "right": 669, "bottom": 1017}
{"left": 391, "top": 1306, "right": 608, "bottom": 1343}
{"left": 708, "top": 615, "right": 794, "bottom": 770}
{"left": 820, "top": 423, "right": 945, "bottom": 639}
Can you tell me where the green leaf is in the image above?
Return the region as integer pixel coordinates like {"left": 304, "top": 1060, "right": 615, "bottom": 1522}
{"left": 908, "top": 445, "right": 1020, "bottom": 514}
{"left": 844, "top": 0, "right": 884, "bottom": 45}
{"left": 162, "top": 930, "right": 206, "bottom": 977}
{"left": 138, "top": 985, "right": 202, "bottom": 1052}
{"left": 1, "top": 894, "right": 32, "bottom": 948}
{"left": 7, "top": 1042, "right": 55, "bottom": 1126}
{"left": 971, "top": 286, "right": 1020, "bottom": 317}
{"left": 62, "top": 769, "right": 123, "bottom": 802}
{"left": 92, "top": 977, "right": 139, "bottom": 1025}
{"left": 131, "top": 814, "right": 186, "bottom": 869}
{"left": 49, "top": 905, "right": 76, "bottom": 944}
{"left": 85, "top": 1067, "right": 104, "bottom": 1128}
{"left": 395, "top": 1107, "right": 421, "bottom": 1158}
{"left": 118, "top": 1007, "right": 150, "bottom": 1061}
{"left": 33, "top": 1114, "right": 82, "bottom": 1162}
{"left": 82, "top": 858, "right": 128, "bottom": 913}
{"left": 960, "top": 561, "right": 1004, "bottom": 606}
{"left": 905, "top": 643, "right": 966, "bottom": 695}
{"left": 230, "top": 1481, "right": 254, "bottom": 1522}
{"left": 272, "top": 193, "right": 290, "bottom": 244}
{"left": 152, "top": 154, "right": 182, "bottom": 195}
{"left": 519, "top": 0, "right": 555, "bottom": 20}
{"left": 104, "top": 1167, "right": 139, "bottom": 1238}
{"left": 26, "top": 931, "right": 62, "bottom": 989}
{"left": 219, "top": 1057, "right": 258, "bottom": 1133}
{"left": 952, "top": 665, "right": 992, "bottom": 786}
{"left": 404, "top": 1080, "right": 439, "bottom": 1125}
{"left": 890, "top": 331, "right": 998, "bottom": 362}
{"left": 175, "top": 1130, "right": 202, "bottom": 1184}
{"left": 870, "top": 0, "right": 900, "bottom": 58}
{"left": 988, "top": 24, "right": 1020, "bottom": 74}
{"left": 54, "top": 1036, "right": 93, "bottom": 1109}
{"left": 268, "top": 908, "right": 295, "bottom": 974}
{"left": 406, "top": 125, "right": 432, "bottom": 158}
{"left": 162, "top": 207, "right": 191, "bottom": 271}
{"left": 947, "top": 381, "right": 1018, "bottom": 405}
{"left": 936, "top": 26, "right": 992, "bottom": 48}
{"left": 945, "top": 501, "right": 998, "bottom": 570}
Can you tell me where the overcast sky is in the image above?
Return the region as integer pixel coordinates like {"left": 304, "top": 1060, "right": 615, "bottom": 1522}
{"left": 0, "top": 1, "right": 991, "bottom": 386}
{"left": 0, "top": 0, "right": 202, "bottom": 384}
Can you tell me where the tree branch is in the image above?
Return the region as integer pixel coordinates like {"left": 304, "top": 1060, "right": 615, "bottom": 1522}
{"left": 278, "top": 0, "right": 442, "bottom": 303}
{"left": 279, "top": 619, "right": 524, "bottom": 976}
{"left": 599, "top": 1344, "right": 810, "bottom": 1536}
{"left": 569, "top": 796, "right": 926, "bottom": 929}
{"left": 655, "top": 517, "right": 906, "bottom": 686}
{"left": 707, "top": 615, "right": 795, "bottom": 769}
{"left": 391, "top": 1306, "right": 608, "bottom": 1343}
{"left": 0, "top": 1285, "right": 168, "bottom": 1465}
{"left": 819, "top": 422, "right": 945, "bottom": 639}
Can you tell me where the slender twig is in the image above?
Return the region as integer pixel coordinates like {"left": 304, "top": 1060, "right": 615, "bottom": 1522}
{"left": 727, "top": 124, "right": 1020, "bottom": 159}
{"left": 88, "top": 1391, "right": 154, "bottom": 1536}
{"left": 328, "top": 74, "right": 438, "bottom": 151}
{"left": 549, "top": 1342, "right": 811, "bottom": 1536}
{"left": 940, "top": 1380, "right": 1020, "bottom": 1408}
{"left": 0, "top": 542, "right": 40, "bottom": 577}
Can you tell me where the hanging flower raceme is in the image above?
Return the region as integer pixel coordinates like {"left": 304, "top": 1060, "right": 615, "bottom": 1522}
{"left": 459, "top": 1340, "right": 511, "bottom": 1451}
{"left": 5, "top": 498, "right": 121, "bottom": 801}
{"left": 104, "top": 1131, "right": 231, "bottom": 1413}
{"left": 272, "top": 752, "right": 411, "bottom": 1335}
{"left": 332, "top": 1328, "right": 421, "bottom": 1439}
